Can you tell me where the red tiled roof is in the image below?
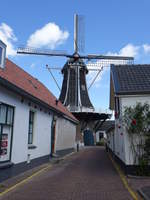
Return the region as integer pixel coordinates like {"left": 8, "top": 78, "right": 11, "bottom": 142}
{"left": 0, "top": 59, "right": 78, "bottom": 122}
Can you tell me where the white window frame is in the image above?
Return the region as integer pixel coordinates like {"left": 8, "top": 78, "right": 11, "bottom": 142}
{"left": 0, "top": 40, "right": 6, "bottom": 69}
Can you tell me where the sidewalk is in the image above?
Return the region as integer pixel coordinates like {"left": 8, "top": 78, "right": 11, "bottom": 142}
{"left": 127, "top": 175, "right": 150, "bottom": 200}
{"left": 0, "top": 147, "right": 136, "bottom": 200}
{"left": 0, "top": 152, "right": 73, "bottom": 193}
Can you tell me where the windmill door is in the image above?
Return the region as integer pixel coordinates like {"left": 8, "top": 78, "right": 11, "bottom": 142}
{"left": 0, "top": 104, "right": 14, "bottom": 162}
{"left": 83, "top": 130, "right": 94, "bottom": 146}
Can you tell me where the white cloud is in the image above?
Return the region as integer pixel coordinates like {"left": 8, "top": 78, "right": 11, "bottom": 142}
{"left": 27, "top": 23, "right": 69, "bottom": 49}
{"left": 107, "top": 43, "right": 140, "bottom": 58}
{"left": 119, "top": 44, "right": 140, "bottom": 57}
{"left": 143, "top": 44, "right": 150, "bottom": 54}
{"left": 0, "top": 23, "right": 17, "bottom": 56}
{"left": 86, "top": 43, "right": 140, "bottom": 89}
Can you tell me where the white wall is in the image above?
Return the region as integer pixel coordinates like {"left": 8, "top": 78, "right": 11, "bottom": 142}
{"left": 96, "top": 132, "right": 100, "bottom": 142}
{"left": 0, "top": 85, "right": 52, "bottom": 164}
{"left": 122, "top": 95, "right": 150, "bottom": 108}
{"left": 122, "top": 95, "right": 150, "bottom": 165}
{"left": 114, "top": 120, "right": 126, "bottom": 163}
{"left": 114, "top": 95, "right": 150, "bottom": 165}
{"left": 107, "top": 130, "right": 114, "bottom": 151}
{"left": 28, "top": 109, "right": 52, "bottom": 161}
{"left": 55, "top": 117, "right": 76, "bottom": 151}
{"left": 96, "top": 131, "right": 105, "bottom": 142}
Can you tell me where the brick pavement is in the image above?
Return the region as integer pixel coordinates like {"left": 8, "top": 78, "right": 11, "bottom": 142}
{"left": 0, "top": 147, "right": 133, "bottom": 200}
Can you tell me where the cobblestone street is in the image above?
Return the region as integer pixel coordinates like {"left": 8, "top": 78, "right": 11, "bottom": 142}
{"left": 0, "top": 147, "right": 133, "bottom": 200}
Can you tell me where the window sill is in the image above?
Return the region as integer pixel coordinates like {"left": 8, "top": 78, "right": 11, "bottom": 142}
{"left": 28, "top": 145, "right": 37, "bottom": 149}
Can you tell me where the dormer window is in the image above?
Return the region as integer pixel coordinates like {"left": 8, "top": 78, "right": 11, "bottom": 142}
{"left": 0, "top": 40, "right": 6, "bottom": 69}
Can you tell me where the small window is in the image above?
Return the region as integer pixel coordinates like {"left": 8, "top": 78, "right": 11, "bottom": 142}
{"left": 7, "top": 107, "right": 14, "bottom": 125}
{"left": 0, "top": 105, "right": 7, "bottom": 124}
{"left": 28, "top": 111, "right": 34, "bottom": 144}
{"left": 0, "top": 104, "right": 14, "bottom": 125}
{"left": 81, "top": 85, "right": 86, "bottom": 91}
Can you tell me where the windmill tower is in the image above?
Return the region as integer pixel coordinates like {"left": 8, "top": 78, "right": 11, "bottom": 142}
{"left": 59, "top": 55, "right": 94, "bottom": 112}
{"left": 59, "top": 15, "right": 94, "bottom": 112}
{"left": 17, "top": 14, "right": 134, "bottom": 133}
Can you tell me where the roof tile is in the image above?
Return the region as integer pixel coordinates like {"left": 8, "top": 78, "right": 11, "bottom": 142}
{"left": 0, "top": 59, "right": 77, "bottom": 122}
{"left": 111, "top": 64, "right": 150, "bottom": 94}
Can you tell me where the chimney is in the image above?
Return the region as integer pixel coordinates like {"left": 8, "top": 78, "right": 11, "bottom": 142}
{"left": 0, "top": 40, "right": 6, "bottom": 69}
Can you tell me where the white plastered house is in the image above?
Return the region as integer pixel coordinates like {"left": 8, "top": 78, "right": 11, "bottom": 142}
{"left": 110, "top": 64, "right": 150, "bottom": 174}
{"left": 0, "top": 40, "right": 78, "bottom": 181}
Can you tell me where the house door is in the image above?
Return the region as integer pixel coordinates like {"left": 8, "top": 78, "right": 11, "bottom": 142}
{"left": 0, "top": 104, "right": 14, "bottom": 162}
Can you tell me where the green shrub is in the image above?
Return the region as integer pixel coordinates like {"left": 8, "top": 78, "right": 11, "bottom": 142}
{"left": 96, "top": 140, "right": 105, "bottom": 146}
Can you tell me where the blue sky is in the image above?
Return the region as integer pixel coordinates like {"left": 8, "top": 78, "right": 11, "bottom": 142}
{"left": 1, "top": 0, "right": 150, "bottom": 112}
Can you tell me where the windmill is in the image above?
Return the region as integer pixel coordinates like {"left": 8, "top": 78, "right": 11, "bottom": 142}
{"left": 17, "top": 14, "right": 134, "bottom": 135}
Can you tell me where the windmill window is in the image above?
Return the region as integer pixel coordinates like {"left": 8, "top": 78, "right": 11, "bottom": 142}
{"left": 81, "top": 85, "right": 86, "bottom": 91}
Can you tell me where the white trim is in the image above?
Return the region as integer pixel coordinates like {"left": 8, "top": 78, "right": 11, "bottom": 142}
{"left": 64, "top": 67, "right": 70, "bottom": 105}
{"left": 78, "top": 66, "right": 81, "bottom": 111}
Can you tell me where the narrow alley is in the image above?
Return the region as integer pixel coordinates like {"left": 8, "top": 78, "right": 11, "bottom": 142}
{"left": 0, "top": 147, "right": 133, "bottom": 200}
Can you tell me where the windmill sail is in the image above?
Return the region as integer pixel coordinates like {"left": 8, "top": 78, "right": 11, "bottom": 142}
{"left": 17, "top": 14, "right": 134, "bottom": 116}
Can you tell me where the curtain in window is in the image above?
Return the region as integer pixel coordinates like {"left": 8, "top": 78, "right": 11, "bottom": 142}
{"left": 0, "top": 105, "right": 6, "bottom": 124}
{"left": 7, "top": 107, "right": 13, "bottom": 125}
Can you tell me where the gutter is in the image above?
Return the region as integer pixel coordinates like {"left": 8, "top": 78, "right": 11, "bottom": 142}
{"left": 116, "top": 91, "right": 150, "bottom": 96}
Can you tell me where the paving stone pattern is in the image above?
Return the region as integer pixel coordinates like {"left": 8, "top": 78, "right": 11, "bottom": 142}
{"left": 0, "top": 147, "right": 132, "bottom": 200}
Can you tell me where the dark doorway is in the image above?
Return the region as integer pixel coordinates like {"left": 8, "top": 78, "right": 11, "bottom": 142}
{"left": 83, "top": 129, "right": 94, "bottom": 146}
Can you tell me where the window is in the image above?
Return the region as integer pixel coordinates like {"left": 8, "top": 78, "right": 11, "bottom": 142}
{"left": 81, "top": 85, "right": 86, "bottom": 91}
{"left": 7, "top": 107, "right": 14, "bottom": 125}
{"left": 0, "top": 104, "right": 14, "bottom": 125}
{"left": 28, "top": 111, "right": 34, "bottom": 144}
{"left": 0, "top": 105, "right": 7, "bottom": 124}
